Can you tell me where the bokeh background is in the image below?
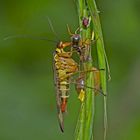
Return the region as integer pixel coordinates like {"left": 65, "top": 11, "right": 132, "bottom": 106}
{"left": 0, "top": 0, "right": 140, "bottom": 140}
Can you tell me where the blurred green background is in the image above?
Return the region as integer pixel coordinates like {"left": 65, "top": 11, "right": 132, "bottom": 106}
{"left": 0, "top": 0, "right": 140, "bottom": 140}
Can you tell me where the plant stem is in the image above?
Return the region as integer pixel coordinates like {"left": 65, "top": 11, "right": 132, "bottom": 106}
{"left": 86, "top": 1, "right": 109, "bottom": 140}
{"left": 75, "top": 0, "right": 94, "bottom": 140}
{"left": 74, "top": 0, "right": 109, "bottom": 140}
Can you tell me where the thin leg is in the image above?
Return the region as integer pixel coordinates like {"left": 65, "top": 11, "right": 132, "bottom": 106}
{"left": 70, "top": 77, "right": 106, "bottom": 96}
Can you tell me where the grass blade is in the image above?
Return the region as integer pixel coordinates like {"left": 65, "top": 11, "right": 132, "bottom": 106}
{"left": 74, "top": 0, "right": 109, "bottom": 140}
{"left": 74, "top": 0, "right": 94, "bottom": 140}
{"left": 86, "top": 0, "right": 109, "bottom": 140}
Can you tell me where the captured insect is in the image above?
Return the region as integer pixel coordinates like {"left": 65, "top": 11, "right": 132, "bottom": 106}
{"left": 66, "top": 19, "right": 106, "bottom": 100}
{"left": 65, "top": 27, "right": 92, "bottom": 67}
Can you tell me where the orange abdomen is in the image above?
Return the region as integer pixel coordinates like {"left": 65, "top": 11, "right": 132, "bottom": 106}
{"left": 61, "top": 98, "right": 67, "bottom": 113}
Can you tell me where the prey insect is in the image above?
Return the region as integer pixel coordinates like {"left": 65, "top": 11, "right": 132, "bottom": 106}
{"left": 67, "top": 24, "right": 92, "bottom": 62}
{"left": 66, "top": 23, "right": 106, "bottom": 101}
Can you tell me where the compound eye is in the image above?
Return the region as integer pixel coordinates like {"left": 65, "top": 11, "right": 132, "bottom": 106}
{"left": 72, "top": 35, "right": 80, "bottom": 43}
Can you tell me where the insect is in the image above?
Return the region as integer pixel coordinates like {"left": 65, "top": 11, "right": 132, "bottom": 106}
{"left": 52, "top": 25, "right": 95, "bottom": 131}
{"left": 53, "top": 41, "right": 78, "bottom": 132}
{"left": 3, "top": 21, "right": 84, "bottom": 132}
{"left": 4, "top": 29, "right": 79, "bottom": 132}
{"left": 66, "top": 23, "right": 106, "bottom": 100}
{"left": 53, "top": 28, "right": 96, "bottom": 131}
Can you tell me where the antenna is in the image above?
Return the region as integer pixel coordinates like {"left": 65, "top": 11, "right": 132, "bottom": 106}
{"left": 3, "top": 34, "right": 58, "bottom": 44}
{"left": 46, "top": 16, "right": 60, "bottom": 41}
{"left": 3, "top": 17, "right": 61, "bottom": 44}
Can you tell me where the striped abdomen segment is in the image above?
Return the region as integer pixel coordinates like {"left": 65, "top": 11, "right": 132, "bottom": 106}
{"left": 54, "top": 51, "right": 78, "bottom": 113}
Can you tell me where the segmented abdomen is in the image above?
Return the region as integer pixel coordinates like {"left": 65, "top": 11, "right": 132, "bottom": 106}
{"left": 54, "top": 50, "right": 78, "bottom": 113}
